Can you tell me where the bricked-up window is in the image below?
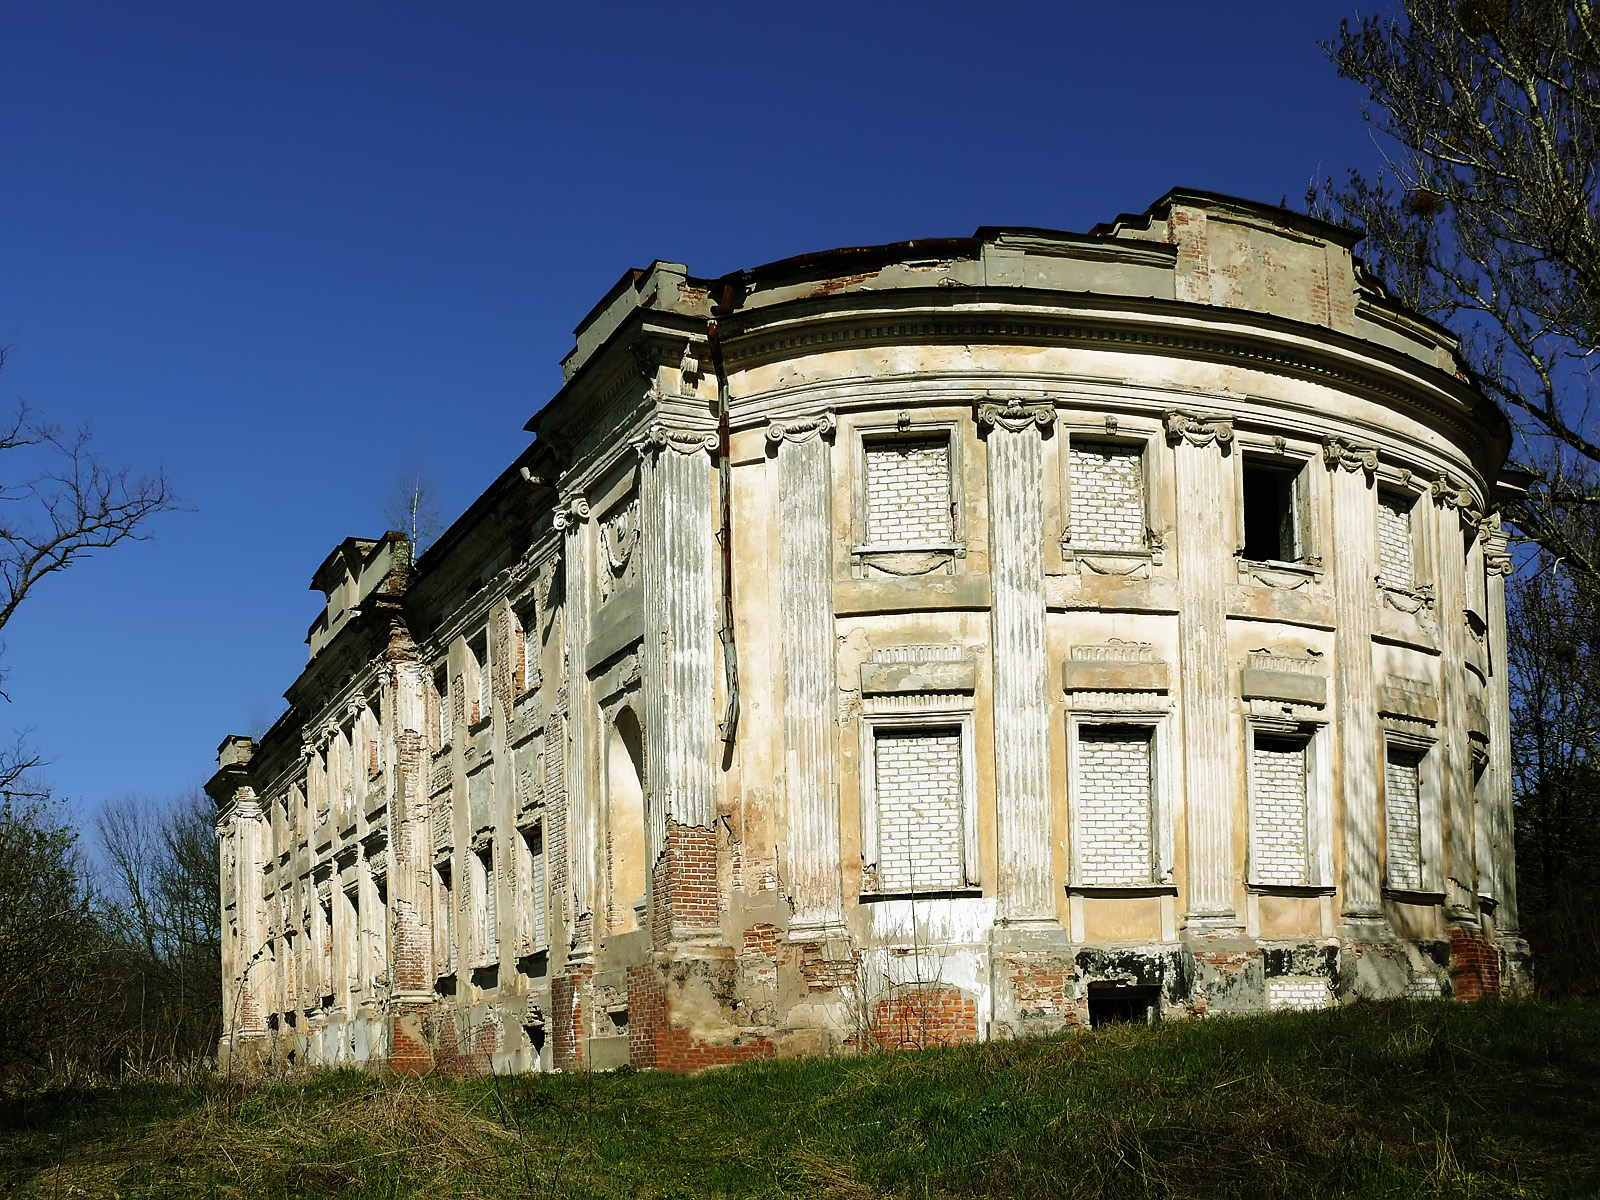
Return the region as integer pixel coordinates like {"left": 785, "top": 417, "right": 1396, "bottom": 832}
{"left": 1385, "top": 745, "right": 1425, "bottom": 890}
{"left": 511, "top": 605, "right": 534, "bottom": 696}
{"left": 433, "top": 665, "right": 451, "bottom": 749}
{"left": 1068, "top": 441, "right": 1146, "bottom": 551}
{"left": 1241, "top": 455, "right": 1308, "bottom": 563}
{"left": 517, "top": 821, "right": 547, "bottom": 952}
{"left": 433, "top": 860, "right": 455, "bottom": 977}
{"left": 872, "top": 727, "right": 967, "bottom": 892}
{"left": 864, "top": 437, "right": 955, "bottom": 547}
{"left": 474, "top": 845, "right": 498, "bottom": 963}
{"left": 1251, "top": 736, "right": 1309, "bottom": 885}
{"left": 1377, "top": 490, "right": 1417, "bottom": 589}
{"left": 467, "top": 632, "right": 489, "bottom": 725}
{"left": 1075, "top": 726, "right": 1155, "bottom": 885}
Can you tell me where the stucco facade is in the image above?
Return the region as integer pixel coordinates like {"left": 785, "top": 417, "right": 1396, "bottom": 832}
{"left": 208, "top": 189, "right": 1526, "bottom": 1074}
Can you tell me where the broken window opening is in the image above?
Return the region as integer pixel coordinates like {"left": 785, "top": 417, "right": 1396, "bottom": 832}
{"left": 1241, "top": 458, "right": 1305, "bottom": 563}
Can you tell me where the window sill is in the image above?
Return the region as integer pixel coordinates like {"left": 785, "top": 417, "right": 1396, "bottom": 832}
{"left": 1246, "top": 883, "right": 1336, "bottom": 897}
{"left": 859, "top": 887, "right": 982, "bottom": 903}
{"left": 1382, "top": 887, "right": 1446, "bottom": 905}
{"left": 853, "top": 541, "right": 963, "bottom": 556}
{"left": 1238, "top": 558, "right": 1322, "bottom": 589}
{"left": 1067, "top": 883, "right": 1178, "bottom": 898}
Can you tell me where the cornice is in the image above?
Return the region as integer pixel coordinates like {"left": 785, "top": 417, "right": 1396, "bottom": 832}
{"left": 713, "top": 291, "right": 1504, "bottom": 469}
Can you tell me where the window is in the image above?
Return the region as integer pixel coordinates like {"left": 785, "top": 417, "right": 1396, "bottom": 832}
{"left": 511, "top": 604, "right": 538, "bottom": 696}
{"left": 467, "top": 632, "right": 490, "bottom": 725}
{"left": 1377, "top": 490, "right": 1417, "bottom": 589}
{"left": 433, "top": 665, "right": 451, "bottom": 749}
{"left": 860, "top": 713, "right": 978, "bottom": 895}
{"left": 517, "top": 821, "right": 547, "bottom": 953}
{"left": 474, "top": 845, "right": 498, "bottom": 963}
{"left": 1068, "top": 440, "right": 1147, "bottom": 551}
{"left": 1241, "top": 455, "right": 1308, "bottom": 563}
{"left": 1074, "top": 725, "right": 1156, "bottom": 885}
{"left": 863, "top": 437, "right": 955, "bottom": 548}
{"left": 434, "top": 860, "right": 455, "bottom": 977}
{"left": 1385, "top": 745, "right": 1425, "bottom": 890}
{"left": 1250, "top": 735, "right": 1309, "bottom": 885}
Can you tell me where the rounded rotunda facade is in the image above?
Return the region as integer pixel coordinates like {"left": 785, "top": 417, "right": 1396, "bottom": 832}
{"left": 210, "top": 190, "right": 1524, "bottom": 1073}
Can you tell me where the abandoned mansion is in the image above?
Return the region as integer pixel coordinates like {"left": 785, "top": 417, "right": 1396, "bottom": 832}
{"left": 208, "top": 189, "right": 1526, "bottom": 1073}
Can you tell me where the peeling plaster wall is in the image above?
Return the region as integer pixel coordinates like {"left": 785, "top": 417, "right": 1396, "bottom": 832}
{"left": 209, "top": 190, "right": 1527, "bottom": 1076}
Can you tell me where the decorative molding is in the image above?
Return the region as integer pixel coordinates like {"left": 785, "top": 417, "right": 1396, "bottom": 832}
{"left": 1381, "top": 582, "right": 1436, "bottom": 613}
{"left": 630, "top": 421, "right": 718, "bottom": 457}
{"left": 598, "top": 497, "right": 640, "bottom": 601}
{"left": 976, "top": 398, "right": 1055, "bottom": 434}
{"left": 1163, "top": 409, "right": 1234, "bottom": 449}
{"left": 1479, "top": 513, "right": 1513, "bottom": 576}
{"left": 1431, "top": 473, "right": 1482, "bottom": 519}
{"left": 1321, "top": 435, "right": 1378, "bottom": 475}
{"left": 766, "top": 412, "right": 836, "bottom": 444}
{"left": 552, "top": 494, "right": 590, "bottom": 530}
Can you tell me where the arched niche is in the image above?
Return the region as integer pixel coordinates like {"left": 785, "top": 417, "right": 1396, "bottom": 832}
{"left": 606, "top": 706, "right": 648, "bottom": 932}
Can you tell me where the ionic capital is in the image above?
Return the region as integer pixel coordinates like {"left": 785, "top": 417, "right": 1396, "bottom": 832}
{"left": 1163, "top": 409, "right": 1233, "bottom": 449}
{"left": 552, "top": 494, "right": 590, "bottom": 530}
{"left": 977, "top": 399, "right": 1055, "bottom": 435}
{"left": 766, "top": 412, "right": 836, "bottom": 445}
{"left": 1479, "top": 512, "right": 1514, "bottom": 576}
{"left": 630, "top": 421, "right": 718, "bottom": 458}
{"left": 1321, "top": 436, "right": 1378, "bottom": 475}
{"left": 1431, "top": 473, "right": 1483, "bottom": 522}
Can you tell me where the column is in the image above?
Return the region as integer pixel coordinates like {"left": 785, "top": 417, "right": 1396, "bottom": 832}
{"left": 1324, "top": 437, "right": 1383, "bottom": 926}
{"left": 1481, "top": 515, "right": 1519, "bottom": 934}
{"left": 1165, "top": 411, "right": 1237, "bottom": 930}
{"left": 635, "top": 421, "right": 720, "bottom": 940}
{"left": 770, "top": 413, "right": 842, "bottom": 935}
{"left": 554, "top": 492, "right": 594, "bottom": 955}
{"left": 1432, "top": 476, "right": 1478, "bottom": 918}
{"left": 388, "top": 657, "right": 435, "bottom": 999}
{"left": 980, "top": 400, "right": 1056, "bottom": 924}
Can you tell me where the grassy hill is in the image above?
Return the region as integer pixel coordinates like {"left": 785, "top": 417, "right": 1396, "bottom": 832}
{"left": 2, "top": 999, "right": 1596, "bottom": 1199}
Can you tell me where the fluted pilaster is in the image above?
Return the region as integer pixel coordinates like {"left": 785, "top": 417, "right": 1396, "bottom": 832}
{"left": 980, "top": 400, "right": 1055, "bottom": 924}
{"left": 636, "top": 424, "right": 720, "bottom": 847}
{"left": 1166, "top": 410, "right": 1237, "bottom": 929}
{"left": 772, "top": 415, "right": 842, "bottom": 933}
{"left": 1482, "top": 516, "right": 1517, "bottom": 932}
{"left": 554, "top": 493, "right": 595, "bottom": 952}
{"left": 1325, "top": 437, "right": 1382, "bottom": 923}
{"left": 1432, "top": 478, "right": 1478, "bottom": 917}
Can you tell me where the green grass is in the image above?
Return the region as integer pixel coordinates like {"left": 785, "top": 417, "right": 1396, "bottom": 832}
{"left": 1, "top": 1000, "right": 1596, "bottom": 1198}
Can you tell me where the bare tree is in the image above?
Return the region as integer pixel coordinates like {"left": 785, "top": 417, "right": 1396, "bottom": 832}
{"left": 1315, "top": 1, "right": 1600, "bottom": 585}
{"left": 383, "top": 459, "right": 444, "bottom": 562}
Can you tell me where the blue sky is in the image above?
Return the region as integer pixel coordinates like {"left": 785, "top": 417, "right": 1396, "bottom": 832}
{"left": 0, "top": 1, "right": 1389, "bottom": 826}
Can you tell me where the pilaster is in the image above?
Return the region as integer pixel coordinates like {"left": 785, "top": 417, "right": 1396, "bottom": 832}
{"left": 635, "top": 421, "right": 720, "bottom": 941}
{"left": 554, "top": 492, "right": 595, "bottom": 956}
{"left": 1481, "top": 514, "right": 1518, "bottom": 933}
{"left": 1432, "top": 476, "right": 1480, "bottom": 923}
{"left": 1324, "top": 436, "right": 1385, "bottom": 928}
{"left": 979, "top": 400, "right": 1056, "bottom": 925}
{"left": 1165, "top": 410, "right": 1238, "bottom": 932}
{"left": 771, "top": 414, "right": 843, "bottom": 935}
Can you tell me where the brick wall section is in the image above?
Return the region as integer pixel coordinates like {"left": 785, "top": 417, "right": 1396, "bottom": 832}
{"left": 1450, "top": 927, "right": 1502, "bottom": 1000}
{"left": 1069, "top": 442, "right": 1145, "bottom": 550}
{"left": 1266, "top": 979, "right": 1329, "bottom": 1010}
{"left": 1077, "top": 727, "right": 1153, "bottom": 884}
{"left": 1377, "top": 493, "right": 1414, "bottom": 587}
{"left": 865, "top": 441, "right": 950, "bottom": 545}
{"left": 867, "top": 986, "right": 978, "bottom": 1051}
{"left": 625, "top": 963, "right": 665, "bottom": 1069}
{"left": 1385, "top": 750, "right": 1423, "bottom": 889}
{"left": 551, "top": 965, "right": 592, "bottom": 1071}
{"left": 875, "top": 731, "right": 964, "bottom": 891}
{"left": 801, "top": 943, "right": 857, "bottom": 993}
{"left": 1252, "top": 738, "right": 1308, "bottom": 884}
{"left": 652, "top": 822, "right": 720, "bottom": 947}
{"left": 1007, "top": 959, "right": 1080, "bottom": 1025}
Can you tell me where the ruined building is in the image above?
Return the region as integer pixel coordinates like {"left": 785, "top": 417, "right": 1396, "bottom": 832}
{"left": 208, "top": 189, "right": 1526, "bottom": 1073}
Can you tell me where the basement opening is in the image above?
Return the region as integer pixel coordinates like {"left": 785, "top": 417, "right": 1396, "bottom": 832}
{"left": 1088, "top": 983, "right": 1160, "bottom": 1027}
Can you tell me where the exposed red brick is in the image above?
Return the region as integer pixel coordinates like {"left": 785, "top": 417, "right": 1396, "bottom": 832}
{"left": 1450, "top": 927, "right": 1501, "bottom": 1001}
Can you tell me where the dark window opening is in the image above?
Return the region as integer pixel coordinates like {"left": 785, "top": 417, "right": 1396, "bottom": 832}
{"left": 1088, "top": 983, "right": 1160, "bottom": 1027}
{"left": 1242, "top": 460, "right": 1303, "bottom": 562}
